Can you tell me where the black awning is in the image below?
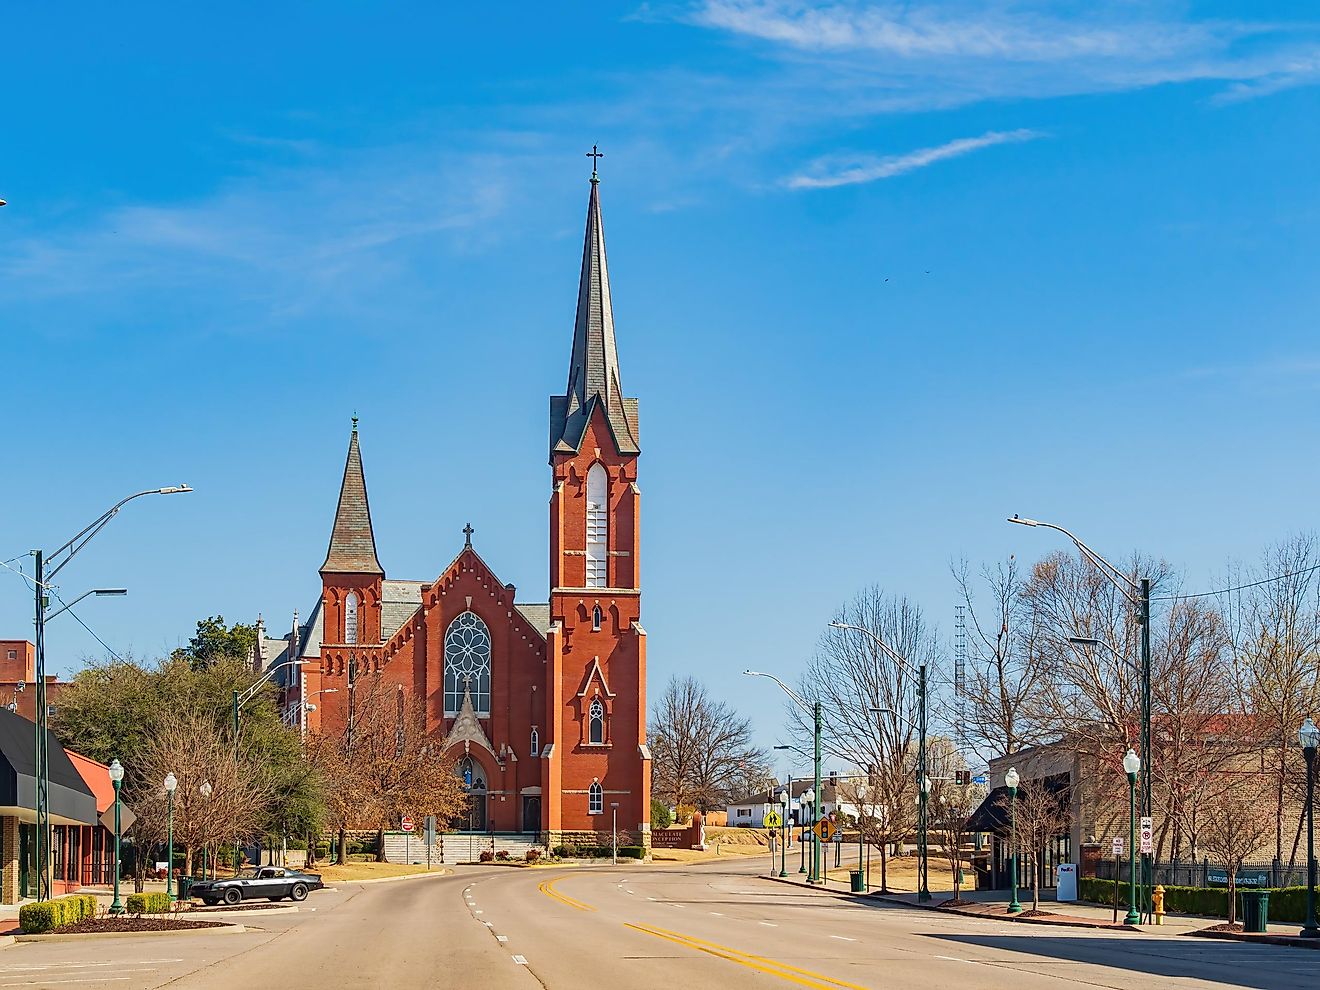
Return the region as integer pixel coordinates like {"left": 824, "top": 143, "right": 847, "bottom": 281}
{"left": 0, "top": 708, "right": 96, "bottom": 825}
{"left": 966, "top": 773, "right": 1070, "bottom": 837}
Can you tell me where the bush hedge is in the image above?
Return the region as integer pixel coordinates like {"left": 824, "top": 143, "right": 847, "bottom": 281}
{"left": 552, "top": 844, "right": 647, "bottom": 860}
{"left": 125, "top": 892, "right": 172, "bottom": 916}
{"left": 19, "top": 894, "right": 98, "bottom": 933}
{"left": 1079, "top": 877, "right": 1310, "bottom": 923}
{"left": 618, "top": 846, "right": 645, "bottom": 860}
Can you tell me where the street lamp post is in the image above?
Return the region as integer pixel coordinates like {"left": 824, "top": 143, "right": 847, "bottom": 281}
{"left": 1300, "top": 718, "right": 1320, "bottom": 938}
{"left": 108, "top": 759, "right": 125, "bottom": 915}
{"left": 919, "top": 772, "right": 931, "bottom": 902}
{"left": 1006, "top": 767, "right": 1022, "bottom": 914}
{"left": 199, "top": 781, "right": 212, "bottom": 881}
{"left": 1123, "top": 748, "right": 1141, "bottom": 926}
{"left": 802, "top": 789, "right": 815, "bottom": 879}
{"left": 30, "top": 485, "right": 190, "bottom": 901}
{"left": 1010, "top": 514, "right": 1152, "bottom": 919}
{"left": 777, "top": 788, "right": 789, "bottom": 877}
{"left": 164, "top": 772, "right": 178, "bottom": 902}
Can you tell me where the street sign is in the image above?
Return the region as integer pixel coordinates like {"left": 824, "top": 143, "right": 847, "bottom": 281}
{"left": 1111, "top": 837, "right": 1123, "bottom": 856}
{"left": 832, "top": 828, "right": 843, "bottom": 843}
{"left": 814, "top": 819, "right": 836, "bottom": 842}
{"left": 424, "top": 814, "right": 437, "bottom": 843}
{"left": 1139, "top": 817, "right": 1152, "bottom": 855}
{"left": 972, "top": 775, "right": 988, "bottom": 786}
{"left": 401, "top": 815, "right": 415, "bottom": 833}
{"left": 764, "top": 810, "right": 782, "bottom": 829}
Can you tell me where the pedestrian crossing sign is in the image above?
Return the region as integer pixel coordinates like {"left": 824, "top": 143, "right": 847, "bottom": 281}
{"left": 764, "top": 810, "right": 782, "bottom": 829}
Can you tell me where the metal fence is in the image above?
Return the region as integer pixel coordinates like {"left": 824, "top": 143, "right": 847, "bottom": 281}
{"left": 1094, "top": 857, "right": 1310, "bottom": 889}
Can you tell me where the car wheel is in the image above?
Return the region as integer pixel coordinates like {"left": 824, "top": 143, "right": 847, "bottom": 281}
{"left": 201, "top": 897, "right": 219, "bottom": 906}
{"left": 223, "top": 888, "right": 243, "bottom": 905}
{"left": 290, "top": 883, "right": 308, "bottom": 902}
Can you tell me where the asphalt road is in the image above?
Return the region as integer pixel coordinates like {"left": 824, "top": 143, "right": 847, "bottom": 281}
{"left": 1, "top": 857, "right": 1314, "bottom": 989}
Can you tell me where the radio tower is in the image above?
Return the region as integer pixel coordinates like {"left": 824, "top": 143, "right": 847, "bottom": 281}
{"left": 954, "top": 605, "right": 968, "bottom": 750}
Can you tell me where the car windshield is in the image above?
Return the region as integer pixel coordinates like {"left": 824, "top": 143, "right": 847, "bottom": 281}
{"left": 235, "top": 869, "right": 262, "bottom": 879}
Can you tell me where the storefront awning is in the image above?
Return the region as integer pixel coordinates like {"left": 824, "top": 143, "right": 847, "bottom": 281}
{"left": 966, "top": 773, "right": 1070, "bottom": 837}
{"left": 0, "top": 708, "right": 96, "bottom": 826}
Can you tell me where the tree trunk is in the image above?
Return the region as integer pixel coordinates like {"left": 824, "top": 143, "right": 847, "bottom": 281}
{"left": 337, "top": 827, "right": 348, "bottom": 865}
{"left": 305, "top": 832, "right": 318, "bottom": 868}
{"left": 1227, "top": 876, "right": 1237, "bottom": 926}
{"left": 1032, "top": 849, "right": 1041, "bottom": 912}
{"left": 880, "top": 841, "right": 889, "bottom": 893}
{"left": 375, "top": 828, "right": 386, "bottom": 863}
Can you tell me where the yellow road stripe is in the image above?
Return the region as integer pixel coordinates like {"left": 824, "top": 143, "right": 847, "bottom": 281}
{"left": 624, "top": 923, "right": 871, "bottom": 990}
{"left": 537, "top": 876, "right": 595, "bottom": 912}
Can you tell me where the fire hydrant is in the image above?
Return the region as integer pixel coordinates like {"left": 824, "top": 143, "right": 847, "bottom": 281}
{"left": 1153, "top": 885, "right": 1165, "bottom": 926}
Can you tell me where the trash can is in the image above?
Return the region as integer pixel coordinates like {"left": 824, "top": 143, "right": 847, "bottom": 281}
{"left": 850, "top": 871, "right": 865, "bottom": 893}
{"left": 1240, "top": 890, "right": 1270, "bottom": 933}
{"left": 176, "top": 875, "right": 194, "bottom": 901}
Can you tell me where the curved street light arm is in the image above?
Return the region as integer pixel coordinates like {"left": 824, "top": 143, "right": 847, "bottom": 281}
{"left": 239, "top": 659, "right": 307, "bottom": 710}
{"left": 46, "top": 486, "right": 192, "bottom": 582}
{"left": 1007, "top": 515, "right": 1139, "bottom": 602}
{"left": 743, "top": 670, "right": 811, "bottom": 715}
{"left": 828, "top": 621, "right": 925, "bottom": 673}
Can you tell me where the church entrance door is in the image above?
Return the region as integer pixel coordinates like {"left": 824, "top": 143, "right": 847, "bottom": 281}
{"left": 522, "top": 797, "right": 541, "bottom": 834}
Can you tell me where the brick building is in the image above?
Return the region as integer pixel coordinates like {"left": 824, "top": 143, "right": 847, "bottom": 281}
{"left": 261, "top": 172, "right": 650, "bottom": 848}
{"left": 0, "top": 640, "right": 65, "bottom": 722}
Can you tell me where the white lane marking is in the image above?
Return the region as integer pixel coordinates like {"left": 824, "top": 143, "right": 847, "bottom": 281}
{"left": 475, "top": 910, "right": 484, "bottom": 914}
{"left": 1, "top": 981, "right": 133, "bottom": 987}
{"left": 709, "top": 912, "right": 724, "bottom": 917}
{"left": 759, "top": 922, "right": 778, "bottom": 927}
{"left": 512, "top": 955, "right": 528, "bottom": 965}
{"left": 496, "top": 935, "right": 509, "bottom": 943}
{"left": 830, "top": 935, "right": 856, "bottom": 942}
{"left": 934, "top": 956, "right": 982, "bottom": 965}
{"left": 483, "top": 921, "right": 494, "bottom": 928}
{"left": 0, "top": 963, "right": 179, "bottom": 972}
{"left": 647, "top": 897, "right": 658, "bottom": 901}
{"left": 625, "top": 890, "right": 635, "bottom": 895}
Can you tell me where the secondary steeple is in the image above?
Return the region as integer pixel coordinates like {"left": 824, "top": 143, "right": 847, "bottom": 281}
{"left": 321, "top": 416, "right": 384, "bottom": 574}
{"left": 550, "top": 159, "right": 640, "bottom": 458}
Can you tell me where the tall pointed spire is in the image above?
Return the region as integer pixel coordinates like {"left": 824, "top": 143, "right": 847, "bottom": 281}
{"left": 321, "top": 417, "right": 384, "bottom": 574}
{"left": 550, "top": 165, "right": 640, "bottom": 457}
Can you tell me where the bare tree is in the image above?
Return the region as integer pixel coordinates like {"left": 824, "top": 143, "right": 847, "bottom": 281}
{"left": 650, "top": 676, "right": 768, "bottom": 812}
{"left": 1002, "top": 779, "right": 1071, "bottom": 913}
{"left": 953, "top": 557, "right": 1050, "bottom": 764}
{"left": 928, "top": 766, "right": 982, "bottom": 904}
{"left": 1198, "top": 775, "right": 1274, "bottom": 926}
{"left": 789, "top": 587, "right": 940, "bottom": 892}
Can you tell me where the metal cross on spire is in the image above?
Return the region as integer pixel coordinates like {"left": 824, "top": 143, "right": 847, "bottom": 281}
{"left": 463, "top": 522, "right": 474, "bottom": 547}
{"left": 586, "top": 144, "right": 603, "bottom": 180}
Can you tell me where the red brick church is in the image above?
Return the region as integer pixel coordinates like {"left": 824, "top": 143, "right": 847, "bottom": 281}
{"left": 259, "top": 170, "right": 649, "bottom": 846}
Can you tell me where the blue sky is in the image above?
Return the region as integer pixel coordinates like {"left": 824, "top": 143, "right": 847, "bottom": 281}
{"left": 3, "top": 2, "right": 1319, "bottom": 766}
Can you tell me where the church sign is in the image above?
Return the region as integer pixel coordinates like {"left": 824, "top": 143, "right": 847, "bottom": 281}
{"left": 651, "top": 828, "right": 690, "bottom": 849}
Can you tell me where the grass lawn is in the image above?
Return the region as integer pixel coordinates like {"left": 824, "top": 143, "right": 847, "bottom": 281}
{"left": 314, "top": 861, "right": 446, "bottom": 882}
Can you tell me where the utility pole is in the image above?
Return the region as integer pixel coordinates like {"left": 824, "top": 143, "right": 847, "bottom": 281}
{"left": 32, "top": 550, "right": 49, "bottom": 901}
{"left": 812, "top": 700, "right": 823, "bottom": 884}
{"left": 918, "top": 661, "right": 930, "bottom": 902}
{"left": 1139, "top": 577, "right": 1152, "bottom": 922}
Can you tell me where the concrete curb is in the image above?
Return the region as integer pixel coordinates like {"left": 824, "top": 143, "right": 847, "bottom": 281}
{"left": 15, "top": 924, "right": 246, "bottom": 943}
{"left": 187, "top": 906, "right": 299, "bottom": 919}
{"left": 1185, "top": 929, "right": 1320, "bottom": 949}
{"left": 759, "top": 875, "right": 1142, "bottom": 933}
{"left": 333, "top": 869, "right": 451, "bottom": 885}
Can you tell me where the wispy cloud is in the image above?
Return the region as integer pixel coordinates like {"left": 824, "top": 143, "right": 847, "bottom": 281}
{"left": 786, "top": 128, "right": 1041, "bottom": 189}
{"left": 686, "top": 1, "right": 1320, "bottom": 107}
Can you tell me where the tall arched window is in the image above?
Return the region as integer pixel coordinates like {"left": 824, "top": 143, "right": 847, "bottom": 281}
{"left": 586, "top": 464, "right": 608, "bottom": 588}
{"left": 458, "top": 755, "right": 486, "bottom": 791}
{"left": 592, "top": 604, "right": 603, "bottom": 631}
{"left": 444, "top": 611, "right": 492, "bottom": 716}
{"left": 589, "top": 696, "right": 605, "bottom": 744}
{"left": 589, "top": 780, "right": 603, "bottom": 815}
{"left": 344, "top": 592, "right": 359, "bottom": 645}
{"left": 530, "top": 727, "right": 539, "bottom": 758}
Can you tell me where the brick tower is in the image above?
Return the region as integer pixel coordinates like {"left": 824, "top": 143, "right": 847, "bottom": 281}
{"left": 546, "top": 165, "right": 650, "bottom": 847}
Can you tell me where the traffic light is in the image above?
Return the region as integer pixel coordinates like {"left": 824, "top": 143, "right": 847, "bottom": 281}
{"left": 954, "top": 770, "right": 971, "bottom": 786}
{"left": 828, "top": 771, "right": 838, "bottom": 788}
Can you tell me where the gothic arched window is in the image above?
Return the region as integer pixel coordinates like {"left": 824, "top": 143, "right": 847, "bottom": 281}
{"left": 592, "top": 604, "right": 603, "bottom": 632}
{"left": 586, "top": 464, "right": 608, "bottom": 588}
{"left": 344, "top": 592, "right": 359, "bottom": 645}
{"left": 589, "top": 696, "right": 605, "bottom": 745}
{"left": 589, "top": 780, "right": 603, "bottom": 815}
{"left": 444, "top": 611, "right": 492, "bottom": 716}
{"left": 530, "top": 727, "right": 539, "bottom": 757}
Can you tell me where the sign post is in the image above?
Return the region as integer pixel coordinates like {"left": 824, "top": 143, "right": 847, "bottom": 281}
{"left": 425, "top": 815, "right": 437, "bottom": 871}
{"left": 401, "top": 815, "right": 415, "bottom": 866}
{"left": 1111, "top": 836, "right": 1124, "bottom": 922}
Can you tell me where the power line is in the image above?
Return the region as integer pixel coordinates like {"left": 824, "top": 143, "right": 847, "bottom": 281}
{"left": 44, "top": 588, "right": 125, "bottom": 664}
{"left": 1153, "top": 562, "right": 1320, "bottom": 602}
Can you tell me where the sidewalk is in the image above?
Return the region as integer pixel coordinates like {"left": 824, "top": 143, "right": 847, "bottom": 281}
{"left": 759, "top": 869, "right": 1307, "bottom": 941}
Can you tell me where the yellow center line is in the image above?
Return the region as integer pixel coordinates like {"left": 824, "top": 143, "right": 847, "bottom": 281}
{"left": 537, "top": 876, "right": 595, "bottom": 912}
{"left": 624, "top": 922, "right": 871, "bottom": 990}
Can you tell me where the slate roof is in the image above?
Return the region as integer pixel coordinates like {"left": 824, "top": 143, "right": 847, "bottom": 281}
{"left": 321, "top": 423, "right": 384, "bottom": 575}
{"left": 381, "top": 580, "right": 425, "bottom": 640}
{"left": 515, "top": 603, "right": 551, "bottom": 639}
{"left": 549, "top": 176, "right": 640, "bottom": 458}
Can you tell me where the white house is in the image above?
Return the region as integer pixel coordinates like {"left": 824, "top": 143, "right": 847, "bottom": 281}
{"left": 726, "top": 779, "right": 859, "bottom": 829}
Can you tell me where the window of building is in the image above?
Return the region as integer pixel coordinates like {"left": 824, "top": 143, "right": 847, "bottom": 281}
{"left": 586, "top": 464, "right": 608, "bottom": 588}
{"left": 458, "top": 755, "right": 486, "bottom": 791}
{"left": 530, "top": 727, "right": 539, "bottom": 757}
{"left": 592, "top": 604, "right": 602, "bottom": 631}
{"left": 589, "top": 780, "right": 603, "bottom": 815}
{"left": 588, "top": 696, "right": 605, "bottom": 745}
{"left": 5, "top": 650, "right": 15, "bottom": 661}
{"left": 444, "top": 611, "right": 492, "bottom": 715}
{"left": 344, "top": 592, "right": 359, "bottom": 645}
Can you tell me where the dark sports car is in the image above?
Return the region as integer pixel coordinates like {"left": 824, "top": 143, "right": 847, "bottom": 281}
{"left": 190, "top": 867, "right": 324, "bottom": 905}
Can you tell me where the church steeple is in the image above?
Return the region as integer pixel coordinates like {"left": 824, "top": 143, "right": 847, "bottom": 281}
{"left": 321, "top": 417, "right": 384, "bottom": 575}
{"left": 550, "top": 167, "right": 640, "bottom": 458}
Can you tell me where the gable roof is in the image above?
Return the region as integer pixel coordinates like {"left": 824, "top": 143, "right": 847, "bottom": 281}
{"left": 321, "top": 420, "right": 384, "bottom": 575}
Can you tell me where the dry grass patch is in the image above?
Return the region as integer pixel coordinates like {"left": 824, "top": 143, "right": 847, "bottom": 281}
{"left": 316, "top": 862, "right": 444, "bottom": 882}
